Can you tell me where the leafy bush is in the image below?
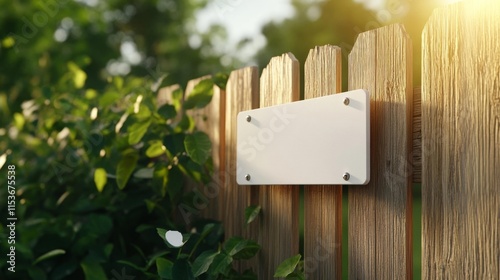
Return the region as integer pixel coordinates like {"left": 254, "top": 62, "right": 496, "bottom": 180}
{"left": 0, "top": 62, "right": 258, "bottom": 279}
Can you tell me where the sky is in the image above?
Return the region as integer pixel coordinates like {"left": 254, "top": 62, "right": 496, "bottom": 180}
{"left": 195, "top": 0, "right": 296, "bottom": 62}
{"left": 194, "top": 0, "right": 457, "bottom": 63}
{"left": 193, "top": 0, "right": 390, "bottom": 62}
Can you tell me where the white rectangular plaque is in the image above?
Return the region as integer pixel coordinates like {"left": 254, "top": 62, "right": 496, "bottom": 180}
{"left": 236, "top": 89, "right": 370, "bottom": 185}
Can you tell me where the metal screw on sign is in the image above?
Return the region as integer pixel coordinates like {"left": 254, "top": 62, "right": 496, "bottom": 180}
{"left": 246, "top": 115, "right": 252, "bottom": 122}
{"left": 245, "top": 174, "right": 251, "bottom": 181}
{"left": 343, "top": 98, "right": 350, "bottom": 106}
{"left": 343, "top": 172, "right": 350, "bottom": 181}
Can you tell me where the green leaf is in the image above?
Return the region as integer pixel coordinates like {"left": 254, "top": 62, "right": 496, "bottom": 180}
{"left": 177, "top": 114, "right": 194, "bottom": 132}
{"left": 113, "top": 76, "right": 124, "bottom": 89}
{"left": 223, "top": 237, "right": 260, "bottom": 260}
{"left": 93, "top": 168, "right": 107, "bottom": 192}
{"left": 68, "top": 62, "right": 87, "bottom": 89}
{"left": 33, "top": 249, "right": 66, "bottom": 264}
{"left": 146, "top": 251, "right": 170, "bottom": 270}
{"left": 274, "top": 254, "right": 302, "bottom": 278}
{"left": 145, "top": 199, "right": 156, "bottom": 213}
{"left": 245, "top": 205, "right": 261, "bottom": 225}
{"left": 85, "top": 89, "right": 97, "bottom": 99}
{"left": 184, "top": 131, "right": 211, "bottom": 165}
{"left": 99, "top": 92, "right": 120, "bottom": 107}
{"left": 134, "top": 168, "right": 154, "bottom": 179}
{"left": 116, "top": 152, "right": 139, "bottom": 190}
{"left": 157, "top": 228, "right": 167, "bottom": 242}
{"left": 286, "top": 271, "right": 305, "bottom": 280}
{"left": 135, "top": 104, "right": 152, "bottom": 120}
{"left": 223, "top": 237, "right": 247, "bottom": 256}
{"left": 213, "top": 72, "right": 229, "bottom": 90}
{"left": 233, "top": 240, "right": 260, "bottom": 260}
{"left": 183, "top": 79, "right": 214, "bottom": 109}
{"left": 208, "top": 252, "right": 232, "bottom": 276}
{"left": 172, "top": 259, "right": 195, "bottom": 280}
{"left": 158, "top": 104, "right": 177, "bottom": 120}
{"left": 80, "top": 259, "right": 107, "bottom": 280}
{"left": 172, "top": 88, "right": 184, "bottom": 112}
{"left": 128, "top": 120, "right": 151, "bottom": 145}
{"left": 146, "top": 141, "right": 166, "bottom": 158}
{"left": 116, "top": 260, "right": 146, "bottom": 272}
{"left": 157, "top": 258, "right": 173, "bottom": 279}
{"left": 2, "top": 36, "right": 15, "bottom": 48}
{"left": 13, "top": 112, "right": 25, "bottom": 130}
{"left": 192, "top": 250, "right": 218, "bottom": 277}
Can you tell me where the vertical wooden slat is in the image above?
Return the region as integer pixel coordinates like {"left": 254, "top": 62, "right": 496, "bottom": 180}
{"left": 303, "top": 45, "right": 342, "bottom": 279}
{"left": 413, "top": 87, "right": 422, "bottom": 184}
{"left": 258, "top": 53, "right": 300, "bottom": 279}
{"left": 422, "top": 1, "right": 500, "bottom": 278}
{"left": 185, "top": 76, "right": 225, "bottom": 221}
{"left": 224, "top": 67, "right": 260, "bottom": 271}
{"left": 348, "top": 24, "right": 413, "bottom": 279}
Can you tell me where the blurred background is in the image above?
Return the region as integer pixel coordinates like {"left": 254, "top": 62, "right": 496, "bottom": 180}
{"left": 0, "top": 0, "right": 454, "bottom": 279}
{"left": 1, "top": 0, "right": 453, "bottom": 118}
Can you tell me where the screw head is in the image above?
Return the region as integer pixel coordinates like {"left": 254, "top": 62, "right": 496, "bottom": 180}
{"left": 343, "top": 98, "right": 350, "bottom": 106}
{"left": 246, "top": 115, "right": 252, "bottom": 122}
{"left": 343, "top": 172, "right": 350, "bottom": 181}
{"left": 245, "top": 174, "right": 251, "bottom": 181}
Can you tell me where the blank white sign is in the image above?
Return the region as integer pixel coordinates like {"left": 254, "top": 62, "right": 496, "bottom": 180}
{"left": 236, "top": 89, "right": 370, "bottom": 185}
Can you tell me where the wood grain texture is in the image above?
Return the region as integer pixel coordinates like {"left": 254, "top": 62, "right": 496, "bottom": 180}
{"left": 185, "top": 76, "right": 225, "bottom": 221}
{"left": 413, "top": 87, "right": 422, "bottom": 184}
{"left": 422, "top": 1, "right": 500, "bottom": 279}
{"left": 348, "top": 24, "right": 413, "bottom": 279}
{"left": 303, "top": 45, "right": 342, "bottom": 279}
{"left": 258, "top": 53, "right": 300, "bottom": 279}
{"left": 224, "top": 67, "right": 260, "bottom": 272}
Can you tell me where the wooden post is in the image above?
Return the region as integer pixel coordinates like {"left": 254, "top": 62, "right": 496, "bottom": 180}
{"left": 412, "top": 87, "right": 422, "bottom": 184}
{"left": 223, "top": 66, "right": 260, "bottom": 271}
{"left": 348, "top": 24, "right": 413, "bottom": 279}
{"left": 422, "top": 1, "right": 500, "bottom": 278}
{"left": 258, "top": 53, "right": 300, "bottom": 278}
{"left": 303, "top": 45, "right": 343, "bottom": 279}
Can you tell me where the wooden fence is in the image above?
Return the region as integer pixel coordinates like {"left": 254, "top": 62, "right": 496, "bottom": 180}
{"left": 159, "top": 1, "right": 499, "bottom": 279}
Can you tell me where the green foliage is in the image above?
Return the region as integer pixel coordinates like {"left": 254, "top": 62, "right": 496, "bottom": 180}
{"left": 184, "top": 132, "right": 212, "bottom": 165}
{"left": 274, "top": 254, "right": 304, "bottom": 279}
{"left": 0, "top": 61, "right": 259, "bottom": 279}
{"left": 244, "top": 205, "right": 261, "bottom": 225}
{"left": 156, "top": 226, "right": 261, "bottom": 279}
{"left": 0, "top": 0, "right": 236, "bottom": 131}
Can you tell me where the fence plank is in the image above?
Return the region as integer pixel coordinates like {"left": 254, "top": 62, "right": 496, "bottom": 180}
{"left": 224, "top": 67, "right": 260, "bottom": 272}
{"left": 258, "top": 53, "right": 300, "bottom": 278}
{"left": 348, "top": 24, "right": 413, "bottom": 279}
{"left": 412, "top": 87, "right": 422, "bottom": 184}
{"left": 422, "top": 2, "right": 500, "bottom": 279}
{"left": 185, "top": 76, "right": 225, "bottom": 221}
{"left": 303, "top": 45, "right": 342, "bottom": 279}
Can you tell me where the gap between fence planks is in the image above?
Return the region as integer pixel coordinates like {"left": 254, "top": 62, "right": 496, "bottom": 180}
{"left": 258, "top": 53, "right": 300, "bottom": 279}
{"left": 422, "top": 1, "right": 500, "bottom": 278}
{"left": 303, "top": 45, "right": 343, "bottom": 279}
{"left": 348, "top": 24, "right": 413, "bottom": 279}
{"left": 223, "top": 67, "right": 260, "bottom": 272}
